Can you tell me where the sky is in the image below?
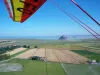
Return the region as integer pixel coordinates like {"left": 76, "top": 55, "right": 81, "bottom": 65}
{"left": 0, "top": 0, "right": 100, "bottom": 37}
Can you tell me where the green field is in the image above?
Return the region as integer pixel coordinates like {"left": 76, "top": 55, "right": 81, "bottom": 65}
{"left": 62, "top": 63, "right": 100, "bottom": 75}
{"left": 0, "top": 59, "right": 46, "bottom": 75}
{"left": 47, "top": 62, "right": 66, "bottom": 75}
{"left": 71, "top": 50, "right": 100, "bottom": 62}
{"left": 0, "top": 59, "right": 66, "bottom": 75}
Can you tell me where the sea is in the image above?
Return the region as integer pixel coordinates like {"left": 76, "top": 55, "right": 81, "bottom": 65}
{"left": 0, "top": 35, "right": 99, "bottom": 40}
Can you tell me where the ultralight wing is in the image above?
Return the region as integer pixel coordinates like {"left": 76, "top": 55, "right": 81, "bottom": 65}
{"left": 20, "top": 0, "right": 46, "bottom": 22}
{"left": 4, "top": 0, "right": 46, "bottom": 22}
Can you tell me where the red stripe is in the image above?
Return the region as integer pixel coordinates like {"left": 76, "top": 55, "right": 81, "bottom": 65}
{"left": 20, "top": 0, "right": 46, "bottom": 22}
{"left": 4, "top": 0, "right": 13, "bottom": 19}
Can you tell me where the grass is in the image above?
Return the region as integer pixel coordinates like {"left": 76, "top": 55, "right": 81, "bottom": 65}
{"left": 72, "top": 50, "right": 100, "bottom": 62}
{"left": 72, "top": 50, "right": 100, "bottom": 55}
{"left": 0, "top": 59, "right": 66, "bottom": 75}
{"left": 47, "top": 62, "right": 66, "bottom": 75}
{"left": 62, "top": 63, "right": 100, "bottom": 75}
{"left": 0, "top": 59, "right": 46, "bottom": 75}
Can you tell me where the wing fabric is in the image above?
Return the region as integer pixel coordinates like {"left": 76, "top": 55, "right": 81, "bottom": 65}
{"left": 4, "top": 0, "right": 13, "bottom": 19}
{"left": 11, "top": 0, "right": 25, "bottom": 22}
{"left": 4, "top": 0, "right": 46, "bottom": 22}
{"left": 20, "top": 0, "right": 46, "bottom": 22}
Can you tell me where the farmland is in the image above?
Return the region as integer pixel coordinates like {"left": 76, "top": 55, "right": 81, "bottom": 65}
{"left": 6, "top": 48, "right": 26, "bottom": 56}
{"left": 47, "top": 62, "right": 66, "bottom": 75}
{"left": 0, "top": 59, "right": 66, "bottom": 75}
{"left": 62, "top": 63, "right": 100, "bottom": 75}
{"left": 14, "top": 48, "right": 88, "bottom": 64}
{"left": 71, "top": 50, "right": 100, "bottom": 62}
{"left": 15, "top": 49, "right": 38, "bottom": 59}
{"left": 0, "top": 39, "right": 100, "bottom": 64}
{"left": 0, "top": 39, "right": 100, "bottom": 75}
{"left": 0, "top": 59, "right": 46, "bottom": 75}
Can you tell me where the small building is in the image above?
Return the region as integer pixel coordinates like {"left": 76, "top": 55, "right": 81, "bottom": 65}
{"left": 88, "top": 59, "right": 98, "bottom": 64}
{"left": 91, "top": 60, "right": 98, "bottom": 64}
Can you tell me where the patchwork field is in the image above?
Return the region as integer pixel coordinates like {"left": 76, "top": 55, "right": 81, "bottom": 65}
{"left": 71, "top": 50, "right": 100, "bottom": 62}
{"left": 15, "top": 48, "right": 88, "bottom": 64}
{"left": 0, "top": 59, "right": 66, "bottom": 75}
{"left": 0, "top": 39, "right": 100, "bottom": 75}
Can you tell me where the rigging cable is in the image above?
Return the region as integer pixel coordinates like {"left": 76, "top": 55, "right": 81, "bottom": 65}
{"left": 71, "top": 0, "right": 100, "bottom": 26}
{"left": 49, "top": 0, "right": 100, "bottom": 40}
{"left": 68, "top": 12, "right": 100, "bottom": 36}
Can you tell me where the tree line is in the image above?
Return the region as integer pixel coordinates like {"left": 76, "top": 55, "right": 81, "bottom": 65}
{"left": 0, "top": 45, "right": 30, "bottom": 61}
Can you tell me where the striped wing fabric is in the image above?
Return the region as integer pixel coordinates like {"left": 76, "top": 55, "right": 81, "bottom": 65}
{"left": 4, "top": 0, "right": 46, "bottom": 22}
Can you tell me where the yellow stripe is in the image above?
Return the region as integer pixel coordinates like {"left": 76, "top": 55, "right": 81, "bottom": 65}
{"left": 11, "top": 0, "right": 25, "bottom": 22}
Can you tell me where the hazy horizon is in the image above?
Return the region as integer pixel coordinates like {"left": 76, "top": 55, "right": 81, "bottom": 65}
{"left": 0, "top": 0, "right": 100, "bottom": 37}
{"left": 0, "top": 35, "right": 99, "bottom": 40}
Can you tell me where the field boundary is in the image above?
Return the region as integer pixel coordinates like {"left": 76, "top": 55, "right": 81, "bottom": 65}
{"left": 10, "top": 49, "right": 29, "bottom": 57}
{"left": 76, "top": 45, "right": 100, "bottom": 54}
{"left": 61, "top": 64, "right": 68, "bottom": 75}
{"left": 45, "top": 48, "right": 48, "bottom": 75}
{"left": 0, "top": 58, "right": 15, "bottom": 64}
{"left": 52, "top": 49, "right": 67, "bottom": 75}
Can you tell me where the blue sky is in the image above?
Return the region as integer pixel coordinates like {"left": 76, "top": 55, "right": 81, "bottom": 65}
{"left": 0, "top": 0, "right": 100, "bottom": 37}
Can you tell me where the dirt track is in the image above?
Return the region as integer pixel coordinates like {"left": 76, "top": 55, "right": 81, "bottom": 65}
{"left": 15, "top": 48, "right": 88, "bottom": 64}
{"left": 6, "top": 48, "right": 26, "bottom": 55}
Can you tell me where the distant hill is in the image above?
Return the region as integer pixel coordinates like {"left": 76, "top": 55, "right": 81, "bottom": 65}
{"left": 59, "top": 35, "right": 67, "bottom": 40}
